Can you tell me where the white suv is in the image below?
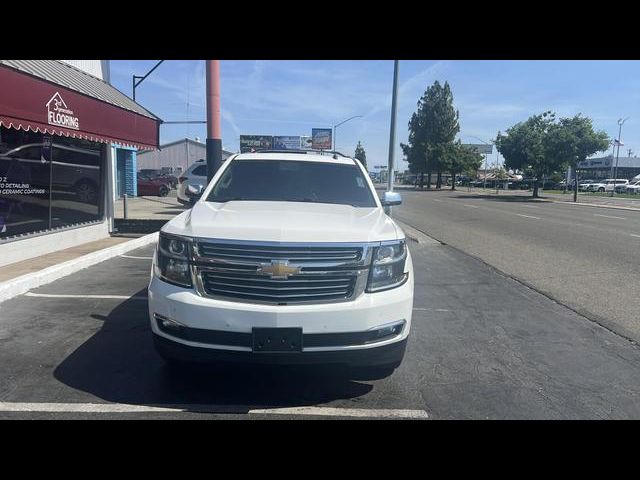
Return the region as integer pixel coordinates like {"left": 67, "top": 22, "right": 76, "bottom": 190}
{"left": 587, "top": 179, "right": 628, "bottom": 192}
{"left": 148, "top": 151, "right": 414, "bottom": 377}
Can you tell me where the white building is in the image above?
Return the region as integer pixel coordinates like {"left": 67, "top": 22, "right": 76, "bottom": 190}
{"left": 137, "top": 138, "right": 234, "bottom": 173}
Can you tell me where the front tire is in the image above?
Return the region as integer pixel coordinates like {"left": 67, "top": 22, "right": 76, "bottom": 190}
{"left": 159, "top": 186, "right": 169, "bottom": 197}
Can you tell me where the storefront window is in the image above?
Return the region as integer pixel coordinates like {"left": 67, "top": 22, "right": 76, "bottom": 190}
{"left": 0, "top": 126, "right": 104, "bottom": 240}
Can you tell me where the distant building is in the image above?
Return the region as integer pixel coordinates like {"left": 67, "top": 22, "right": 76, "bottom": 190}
{"left": 137, "top": 138, "right": 234, "bottom": 173}
{"left": 575, "top": 155, "right": 640, "bottom": 180}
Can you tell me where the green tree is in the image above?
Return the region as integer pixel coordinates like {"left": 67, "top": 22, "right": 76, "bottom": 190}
{"left": 401, "top": 80, "right": 460, "bottom": 189}
{"left": 546, "top": 114, "right": 609, "bottom": 202}
{"left": 354, "top": 141, "right": 367, "bottom": 169}
{"left": 444, "top": 142, "right": 484, "bottom": 191}
{"left": 495, "top": 112, "right": 559, "bottom": 198}
{"left": 423, "top": 81, "right": 460, "bottom": 188}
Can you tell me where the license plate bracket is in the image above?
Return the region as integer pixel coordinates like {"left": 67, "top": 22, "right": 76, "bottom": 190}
{"left": 252, "top": 327, "right": 303, "bottom": 353}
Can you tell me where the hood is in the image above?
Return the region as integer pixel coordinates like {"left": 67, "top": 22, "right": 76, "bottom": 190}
{"left": 163, "top": 201, "right": 401, "bottom": 243}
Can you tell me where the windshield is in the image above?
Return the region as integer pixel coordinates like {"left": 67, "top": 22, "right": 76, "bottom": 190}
{"left": 206, "top": 159, "right": 377, "bottom": 207}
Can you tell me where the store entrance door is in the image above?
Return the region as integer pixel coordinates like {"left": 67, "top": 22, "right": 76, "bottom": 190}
{"left": 116, "top": 150, "right": 127, "bottom": 197}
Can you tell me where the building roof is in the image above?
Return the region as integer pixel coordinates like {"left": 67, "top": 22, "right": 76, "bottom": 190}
{"left": 0, "top": 60, "right": 160, "bottom": 121}
{"left": 578, "top": 155, "right": 640, "bottom": 169}
{"left": 137, "top": 137, "right": 234, "bottom": 156}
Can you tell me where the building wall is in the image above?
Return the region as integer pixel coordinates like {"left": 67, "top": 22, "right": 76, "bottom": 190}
{"left": 137, "top": 140, "right": 207, "bottom": 172}
{"left": 59, "top": 60, "right": 110, "bottom": 83}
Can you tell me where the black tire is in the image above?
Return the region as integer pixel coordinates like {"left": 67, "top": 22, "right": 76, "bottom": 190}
{"left": 159, "top": 186, "right": 169, "bottom": 197}
{"left": 598, "top": 187, "right": 605, "bottom": 192}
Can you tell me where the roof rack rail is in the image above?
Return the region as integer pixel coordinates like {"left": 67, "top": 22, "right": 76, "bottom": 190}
{"left": 252, "top": 149, "right": 351, "bottom": 158}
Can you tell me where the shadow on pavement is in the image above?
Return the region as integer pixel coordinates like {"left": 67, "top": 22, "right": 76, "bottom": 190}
{"left": 53, "top": 289, "right": 373, "bottom": 413}
{"left": 451, "top": 194, "right": 546, "bottom": 202}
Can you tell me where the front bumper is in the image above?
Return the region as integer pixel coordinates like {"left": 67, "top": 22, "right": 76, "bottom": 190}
{"left": 153, "top": 332, "right": 407, "bottom": 367}
{"left": 148, "top": 250, "right": 414, "bottom": 365}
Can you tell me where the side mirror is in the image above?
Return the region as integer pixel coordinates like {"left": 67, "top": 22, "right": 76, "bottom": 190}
{"left": 382, "top": 191, "right": 402, "bottom": 206}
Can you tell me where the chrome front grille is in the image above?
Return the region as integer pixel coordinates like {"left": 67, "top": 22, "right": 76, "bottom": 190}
{"left": 192, "top": 240, "right": 372, "bottom": 305}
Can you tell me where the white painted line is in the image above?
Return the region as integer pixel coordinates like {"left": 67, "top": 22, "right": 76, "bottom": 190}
{"left": 0, "top": 232, "right": 158, "bottom": 305}
{"left": 462, "top": 204, "right": 479, "bottom": 208}
{"left": 631, "top": 234, "right": 640, "bottom": 239}
{"left": 0, "top": 402, "right": 429, "bottom": 419}
{"left": 0, "top": 402, "right": 182, "bottom": 413}
{"left": 521, "top": 204, "right": 540, "bottom": 209}
{"left": 413, "top": 307, "right": 450, "bottom": 312}
{"left": 594, "top": 213, "right": 626, "bottom": 220}
{"left": 23, "top": 292, "right": 147, "bottom": 300}
{"left": 432, "top": 199, "right": 444, "bottom": 203}
{"left": 516, "top": 214, "right": 541, "bottom": 220}
{"left": 120, "top": 255, "right": 153, "bottom": 260}
{"left": 248, "top": 406, "right": 429, "bottom": 419}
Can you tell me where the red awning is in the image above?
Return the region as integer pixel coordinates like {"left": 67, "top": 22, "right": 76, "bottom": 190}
{"left": 0, "top": 65, "right": 160, "bottom": 150}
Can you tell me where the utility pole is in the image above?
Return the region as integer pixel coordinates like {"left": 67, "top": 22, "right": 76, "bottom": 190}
{"left": 387, "top": 60, "right": 399, "bottom": 194}
{"left": 206, "top": 60, "right": 223, "bottom": 183}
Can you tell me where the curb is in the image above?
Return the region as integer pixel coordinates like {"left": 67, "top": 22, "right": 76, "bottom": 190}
{"left": 0, "top": 232, "right": 158, "bottom": 304}
{"left": 394, "top": 219, "right": 441, "bottom": 245}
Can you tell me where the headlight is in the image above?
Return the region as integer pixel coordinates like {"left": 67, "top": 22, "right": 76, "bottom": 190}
{"left": 154, "top": 233, "right": 192, "bottom": 288}
{"left": 366, "top": 240, "right": 408, "bottom": 292}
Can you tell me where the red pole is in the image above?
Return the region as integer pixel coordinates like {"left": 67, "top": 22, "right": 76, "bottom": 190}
{"left": 205, "top": 60, "right": 222, "bottom": 183}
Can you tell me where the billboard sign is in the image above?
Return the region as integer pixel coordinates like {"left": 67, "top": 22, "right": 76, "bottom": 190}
{"left": 273, "top": 136, "right": 302, "bottom": 150}
{"left": 300, "top": 136, "right": 312, "bottom": 150}
{"left": 240, "top": 135, "right": 273, "bottom": 153}
{"left": 464, "top": 143, "right": 493, "bottom": 155}
{"left": 311, "top": 128, "right": 332, "bottom": 150}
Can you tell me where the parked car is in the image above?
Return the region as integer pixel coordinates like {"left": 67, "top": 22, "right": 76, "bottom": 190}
{"left": 578, "top": 179, "right": 596, "bottom": 191}
{"left": 587, "top": 179, "right": 628, "bottom": 192}
{"left": 137, "top": 175, "right": 170, "bottom": 197}
{"left": 138, "top": 169, "right": 178, "bottom": 189}
{"left": 149, "top": 151, "right": 414, "bottom": 378}
{"left": 177, "top": 160, "right": 210, "bottom": 205}
{"left": 623, "top": 179, "right": 640, "bottom": 194}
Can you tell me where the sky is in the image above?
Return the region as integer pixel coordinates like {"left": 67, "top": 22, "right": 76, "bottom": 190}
{"left": 110, "top": 60, "right": 640, "bottom": 171}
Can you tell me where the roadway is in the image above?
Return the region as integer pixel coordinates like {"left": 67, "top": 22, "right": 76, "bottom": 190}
{"left": 392, "top": 188, "right": 640, "bottom": 342}
{"left": 2, "top": 238, "right": 640, "bottom": 419}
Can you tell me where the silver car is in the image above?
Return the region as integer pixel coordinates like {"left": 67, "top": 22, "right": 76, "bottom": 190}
{"left": 176, "top": 160, "right": 208, "bottom": 206}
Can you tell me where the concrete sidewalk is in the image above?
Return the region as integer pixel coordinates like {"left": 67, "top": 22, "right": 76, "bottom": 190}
{"left": 0, "top": 233, "right": 158, "bottom": 304}
{"left": 114, "top": 191, "right": 186, "bottom": 221}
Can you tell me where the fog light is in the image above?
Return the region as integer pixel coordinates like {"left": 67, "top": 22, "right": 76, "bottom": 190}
{"left": 371, "top": 320, "right": 405, "bottom": 340}
{"left": 154, "top": 313, "right": 185, "bottom": 335}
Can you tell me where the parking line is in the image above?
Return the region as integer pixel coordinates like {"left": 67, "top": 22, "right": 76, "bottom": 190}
{"left": 24, "top": 292, "right": 147, "bottom": 300}
{"left": 0, "top": 402, "right": 429, "bottom": 419}
{"left": 631, "top": 234, "right": 640, "bottom": 239}
{"left": 120, "top": 255, "right": 153, "bottom": 260}
{"left": 516, "top": 214, "right": 541, "bottom": 220}
{"left": 248, "top": 407, "right": 429, "bottom": 419}
{"left": 594, "top": 213, "right": 626, "bottom": 220}
{"left": 432, "top": 199, "right": 444, "bottom": 203}
{"left": 462, "top": 204, "right": 479, "bottom": 208}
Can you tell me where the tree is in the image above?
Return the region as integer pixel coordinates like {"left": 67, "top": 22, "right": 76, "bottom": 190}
{"left": 444, "top": 142, "right": 484, "bottom": 191}
{"left": 354, "top": 141, "right": 367, "bottom": 169}
{"left": 546, "top": 114, "right": 609, "bottom": 202}
{"left": 495, "top": 112, "right": 559, "bottom": 198}
{"left": 401, "top": 80, "right": 460, "bottom": 189}
{"left": 423, "top": 81, "right": 460, "bottom": 188}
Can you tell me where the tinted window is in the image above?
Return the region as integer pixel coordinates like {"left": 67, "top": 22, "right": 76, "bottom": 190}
{"left": 206, "top": 159, "right": 376, "bottom": 208}
{"left": 191, "top": 165, "right": 207, "bottom": 177}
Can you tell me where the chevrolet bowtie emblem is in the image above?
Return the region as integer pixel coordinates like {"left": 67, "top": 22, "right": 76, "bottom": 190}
{"left": 258, "top": 260, "right": 300, "bottom": 279}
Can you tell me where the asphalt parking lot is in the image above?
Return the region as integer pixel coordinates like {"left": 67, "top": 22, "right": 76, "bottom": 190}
{"left": 1, "top": 236, "right": 640, "bottom": 419}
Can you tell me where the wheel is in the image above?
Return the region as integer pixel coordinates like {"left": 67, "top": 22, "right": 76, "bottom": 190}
{"left": 159, "top": 186, "right": 169, "bottom": 197}
{"left": 76, "top": 180, "right": 98, "bottom": 203}
{"left": 598, "top": 187, "right": 605, "bottom": 192}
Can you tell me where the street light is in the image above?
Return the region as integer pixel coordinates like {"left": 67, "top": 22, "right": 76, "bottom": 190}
{"left": 611, "top": 117, "right": 629, "bottom": 196}
{"left": 333, "top": 115, "right": 363, "bottom": 152}
{"left": 132, "top": 60, "right": 164, "bottom": 101}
